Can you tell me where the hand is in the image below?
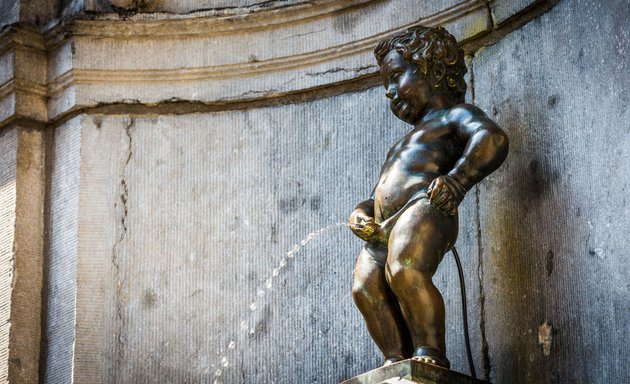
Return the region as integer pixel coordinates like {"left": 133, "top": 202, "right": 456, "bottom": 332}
{"left": 428, "top": 175, "right": 466, "bottom": 216}
{"left": 348, "top": 209, "right": 380, "bottom": 242}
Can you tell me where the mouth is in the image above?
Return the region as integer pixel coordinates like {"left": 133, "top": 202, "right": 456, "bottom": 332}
{"left": 391, "top": 98, "right": 403, "bottom": 112}
{"left": 391, "top": 99, "right": 412, "bottom": 119}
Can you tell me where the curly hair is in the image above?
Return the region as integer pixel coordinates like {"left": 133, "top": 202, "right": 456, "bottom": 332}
{"left": 375, "top": 26, "right": 467, "bottom": 103}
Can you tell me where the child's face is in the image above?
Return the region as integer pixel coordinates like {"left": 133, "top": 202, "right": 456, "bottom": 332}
{"left": 380, "top": 50, "right": 433, "bottom": 124}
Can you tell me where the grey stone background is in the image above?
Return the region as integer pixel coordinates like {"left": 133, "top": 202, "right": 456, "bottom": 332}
{"left": 0, "top": 0, "right": 628, "bottom": 383}
{"left": 473, "top": 1, "right": 629, "bottom": 381}
{"left": 45, "top": 91, "right": 481, "bottom": 383}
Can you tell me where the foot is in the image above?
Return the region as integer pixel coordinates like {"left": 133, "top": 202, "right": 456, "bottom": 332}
{"left": 411, "top": 347, "right": 450, "bottom": 369}
{"left": 383, "top": 357, "right": 404, "bottom": 366}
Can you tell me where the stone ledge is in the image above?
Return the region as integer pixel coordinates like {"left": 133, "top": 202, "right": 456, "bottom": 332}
{"left": 41, "top": 0, "right": 488, "bottom": 119}
{"left": 0, "top": 0, "right": 561, "bottom": 128}
{"left": 0, "top": 28, "right": 47, "bottom": 127}
{"left": 83, "top": 0, "right": 371, "bottom": 20}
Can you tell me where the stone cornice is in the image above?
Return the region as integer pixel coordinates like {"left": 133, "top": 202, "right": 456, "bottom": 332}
{"left": 68, "top": 0, "right": 378, "bottom": 37}
{"left": 47, "top": 0, "right": 485, "bottom": 97}
{"left": 0, "top": 0, "right": 560, "bottom": 129}
{"left": 0, "top": 27, "right": 45, "bottom": 55}
{"left": 44, "top": 0, "right": 491, "bottom": 119}
{"left": 0, "top": 27, "right": 47, "bottom": 126}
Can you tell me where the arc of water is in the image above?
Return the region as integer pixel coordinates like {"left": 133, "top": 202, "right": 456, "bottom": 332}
{"left": 212, "top": 222, "right": 349, "bottom": 383}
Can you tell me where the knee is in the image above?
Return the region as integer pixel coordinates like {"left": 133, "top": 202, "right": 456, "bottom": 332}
{"left": 352, "top": 280, "right": 371, "bottom": 309}
{"left": 352, "top": 279, "right": 385, "bottom": 311}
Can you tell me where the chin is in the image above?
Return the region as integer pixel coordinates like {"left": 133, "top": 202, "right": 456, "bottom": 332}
{"left": 410, "top": 112, "right": 425, "bottom": 125}
{"left": 400, "top": 111, "right": 421, "bottom": 125}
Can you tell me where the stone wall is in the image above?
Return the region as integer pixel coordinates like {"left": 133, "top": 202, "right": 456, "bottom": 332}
{"left": 39, "top": 96, "right": 482, "bottom": 384}
{"left": 472, "top": 1, "right": 629, "bottom": 381}
{"left": 0, "top": 0, "right": 628, "bottom": 383}
{"left": 40, "top": 91, "right": 489, "bottom": 383}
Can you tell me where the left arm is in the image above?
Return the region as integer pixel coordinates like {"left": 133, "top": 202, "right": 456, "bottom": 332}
{"left": 447, "top": 105, "right": 509, "bottom": 190}
{"left": 429, "top": 105, "right": 509, "bottom": 214}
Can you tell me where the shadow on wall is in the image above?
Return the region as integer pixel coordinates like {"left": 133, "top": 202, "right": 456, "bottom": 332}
{"left": 473, "top": 2, "right": 630, "bottom": 377}
{"left": 481, "top": 100, "right": 572, "bottom": 376}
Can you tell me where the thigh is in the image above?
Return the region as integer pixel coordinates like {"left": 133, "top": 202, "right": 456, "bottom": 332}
{"left": 387, "top": 198, "right": 458, "bottom": 276}
{"left": 353, "top": 243, "right": 388, "bottom": 290}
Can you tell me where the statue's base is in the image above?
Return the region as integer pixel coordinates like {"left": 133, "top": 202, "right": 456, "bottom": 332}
{"left": 341, "top": 358, "right": 489, "bottom": 384}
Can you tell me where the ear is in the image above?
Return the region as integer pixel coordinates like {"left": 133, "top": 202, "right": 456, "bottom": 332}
{"left": 432, "top": 63, "right": 446, "bottom": 83}
{"left": 430, "top": 64, "right": 446, "bottom": 90}
{"left": 446, "top": 76, "right": 457, "bottom": 89}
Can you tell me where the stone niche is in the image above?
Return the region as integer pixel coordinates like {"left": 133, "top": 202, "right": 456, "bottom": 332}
{"left": 2, "top": 1, "right": 629, "bottom": 384}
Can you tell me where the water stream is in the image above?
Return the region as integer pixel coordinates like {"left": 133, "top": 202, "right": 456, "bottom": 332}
{"left": 212, "top": 221, "right": 349, "bottom": 383}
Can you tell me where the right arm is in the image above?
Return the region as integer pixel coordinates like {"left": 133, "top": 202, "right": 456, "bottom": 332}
{"left": 348, "top": 198, "right": 377, "bottom": 241}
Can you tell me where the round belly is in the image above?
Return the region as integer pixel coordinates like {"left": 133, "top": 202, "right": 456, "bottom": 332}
{"left": 373, "top": 171, "right": 436, "bottom": 222}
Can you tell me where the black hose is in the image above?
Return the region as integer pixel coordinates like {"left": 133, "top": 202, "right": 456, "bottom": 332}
{"left": 451, "top": 246, "right": 476, "bottom": 379}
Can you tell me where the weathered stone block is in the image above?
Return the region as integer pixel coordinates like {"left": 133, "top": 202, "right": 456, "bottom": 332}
{"left": 341, "top": 359, "right": 487, "bottom": 384}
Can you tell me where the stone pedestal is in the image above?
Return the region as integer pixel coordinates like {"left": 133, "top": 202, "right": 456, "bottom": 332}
{"left": 341, "top": 359, "right": 488, "bottom": 384}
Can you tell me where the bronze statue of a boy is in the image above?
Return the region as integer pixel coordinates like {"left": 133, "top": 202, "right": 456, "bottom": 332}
{"left": 349, "top": 26, "right": 509, "bottom": 368}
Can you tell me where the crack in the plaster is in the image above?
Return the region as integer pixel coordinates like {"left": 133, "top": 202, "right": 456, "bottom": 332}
{"left": 120, "top": 122, "right": 133, "bottom": 235}
{"left": 305, "top": 65, "right": 376, "bottom": 77}
{"left": 101, "top": 0, "right": 307, "bottom": 16}
{"left": 186, "top": 0, "right": 294, "bottom": 13}
{"left": 475, "top": 186, "right": 491, "bottom": 380}
{"left": 234, "top": 89, "right": 281, "bottom": 99}
{"left": 282, "top": 28, "right": 326, "bottom": 40}
{"left": 112, "top": 117, "right": 134, "bottom": 368}
{"left": 483, "top": 0, "right": 496, "bottom": 30}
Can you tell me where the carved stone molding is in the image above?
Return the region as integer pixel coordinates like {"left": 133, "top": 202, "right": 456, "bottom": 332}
{"left": 45, "top": 0, "right": 490, "bottom": 119}
{"left": 77, "top": 0, "right": 378, "bottom": 35}
{"left": 0, "top": 0, "right": 559, "bottom": 127}
{"left": 0, "top": 29, "right": 47, "bottom": 125}
{"left": 85, "top": 0, "right": 368, "bottom": 17}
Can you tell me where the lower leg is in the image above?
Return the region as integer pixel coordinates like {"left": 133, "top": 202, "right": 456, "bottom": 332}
{"left": 353, "top": 286, "right": 412, "bottom": 360}
{"left": 353, "top": 247, "right": 413, "bottom": 362}
{"left": 386, "top": 268, "right": 446, "bottom": 354}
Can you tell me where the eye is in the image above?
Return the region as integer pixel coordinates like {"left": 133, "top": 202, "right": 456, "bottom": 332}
{"left": 390, "top": 72, "right": 401, "bottom": 82}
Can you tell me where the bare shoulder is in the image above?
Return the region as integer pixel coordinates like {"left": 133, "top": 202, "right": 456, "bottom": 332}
{"left": 445, "top": 103, "right": 505, "bottom": 137}
{"left": 445, "top": 103, "right": 490, "bottom": 125}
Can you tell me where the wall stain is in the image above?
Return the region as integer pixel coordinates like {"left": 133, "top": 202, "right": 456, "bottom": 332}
{"left": 310, "top": 196, "right": 321, "bottom": 211}
{"left": 270, "top": 222, "right": 278, "bottom": 243}
{"left": 144, "top": 289, "right": 159, "bottom": 309}
{"left": 538, "top": 321, "right": 553, "bottom": 356}
{"left": 546, "top": 250, "right": 554, "bottom": 276}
